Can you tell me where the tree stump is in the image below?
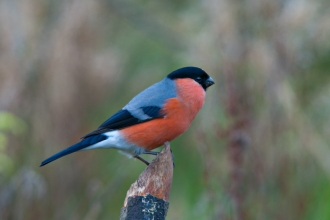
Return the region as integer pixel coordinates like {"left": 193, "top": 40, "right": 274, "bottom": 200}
{"left": 120, "top": 142, "right": 173, "bottom": 220}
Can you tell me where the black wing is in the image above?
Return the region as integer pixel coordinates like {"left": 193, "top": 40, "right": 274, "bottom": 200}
{"left": 82, "top": 106, "right": 164, "bottom": 138}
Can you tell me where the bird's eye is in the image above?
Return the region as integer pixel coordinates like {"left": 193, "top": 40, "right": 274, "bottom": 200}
{"left": 196, "top": 77, "right": 202, "bottom": 82}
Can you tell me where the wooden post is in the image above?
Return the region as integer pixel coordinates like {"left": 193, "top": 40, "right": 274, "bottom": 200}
{"left": 120, "top": 142, "right": 173, "bottom": 220}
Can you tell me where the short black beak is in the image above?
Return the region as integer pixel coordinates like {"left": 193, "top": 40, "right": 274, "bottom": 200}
{"left": 205, "top": 77, "right": 215, "bottom": 88}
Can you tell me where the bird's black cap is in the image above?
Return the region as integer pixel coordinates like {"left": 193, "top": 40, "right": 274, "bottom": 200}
{"left": 167, "top": 66, "right": 214, "bottom": 90}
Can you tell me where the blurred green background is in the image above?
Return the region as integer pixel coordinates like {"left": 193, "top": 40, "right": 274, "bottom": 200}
{"left": 1, "top": 0, "right": 330, "bottom": 219}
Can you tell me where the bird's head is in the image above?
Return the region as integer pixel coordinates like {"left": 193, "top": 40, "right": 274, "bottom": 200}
{"left": 167, "top": 67, "right": 214, "bottom": 90}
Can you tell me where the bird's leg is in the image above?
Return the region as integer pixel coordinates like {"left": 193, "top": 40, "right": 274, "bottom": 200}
{"left": 134, "top": 155, "right": 150, "bottom": 166}
{"left": 141, "top": 150, "right": 175, "bottom": 167}
{"left": 143, "top": 151, "right": 159, "bottom": 156}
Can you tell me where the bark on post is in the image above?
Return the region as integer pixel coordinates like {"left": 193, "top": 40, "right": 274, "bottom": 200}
{"left": 120, "top": 142, "right": 173, "bottom": 220}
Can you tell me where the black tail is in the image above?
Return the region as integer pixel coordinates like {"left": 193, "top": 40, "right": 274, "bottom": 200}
{"left": 40, "top": 134, "right": 107, "bottom": 166}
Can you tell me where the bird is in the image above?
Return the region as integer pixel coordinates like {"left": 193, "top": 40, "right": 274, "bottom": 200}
{"left": 40, "top": 66, "right": 214, "bottom": 166}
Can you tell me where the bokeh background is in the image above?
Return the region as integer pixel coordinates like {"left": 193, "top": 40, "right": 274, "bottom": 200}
{"left": 1, "top": 0, "right": 330, "bottom": 219}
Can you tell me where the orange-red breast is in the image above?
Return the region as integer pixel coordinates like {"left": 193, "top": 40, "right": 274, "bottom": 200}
{"left": 40, "top": 67, "right": 214, "bottom": 166}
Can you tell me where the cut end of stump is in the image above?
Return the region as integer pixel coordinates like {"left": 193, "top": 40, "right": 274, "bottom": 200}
{"left": 123, "top": 142, "right": 173, "bottom": 207}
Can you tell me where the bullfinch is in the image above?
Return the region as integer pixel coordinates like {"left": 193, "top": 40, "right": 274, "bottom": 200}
{"left": 40, "top": 66, "right": 214, "bottom": 166}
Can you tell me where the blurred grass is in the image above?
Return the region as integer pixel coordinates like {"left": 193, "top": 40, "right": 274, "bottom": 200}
{"left": 0, "top": 0, "right": 330, "bottom": 219}
{"left": 0, "top": 112, "right": 26, "bottom": 176}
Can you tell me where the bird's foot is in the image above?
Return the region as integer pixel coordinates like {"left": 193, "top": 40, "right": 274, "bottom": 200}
{"left": 143, "top": 151, "right": 159, "bottom": 156}
{"left": 170, "top": 149, "right": 175, "bottom": 168}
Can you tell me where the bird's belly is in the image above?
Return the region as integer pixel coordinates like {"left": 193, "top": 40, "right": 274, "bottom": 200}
{"left": 120, "top": 118, "right": 188, "bottom": 151}
{"left": 120, "top": 97, "right": 201, "bottom": 151}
